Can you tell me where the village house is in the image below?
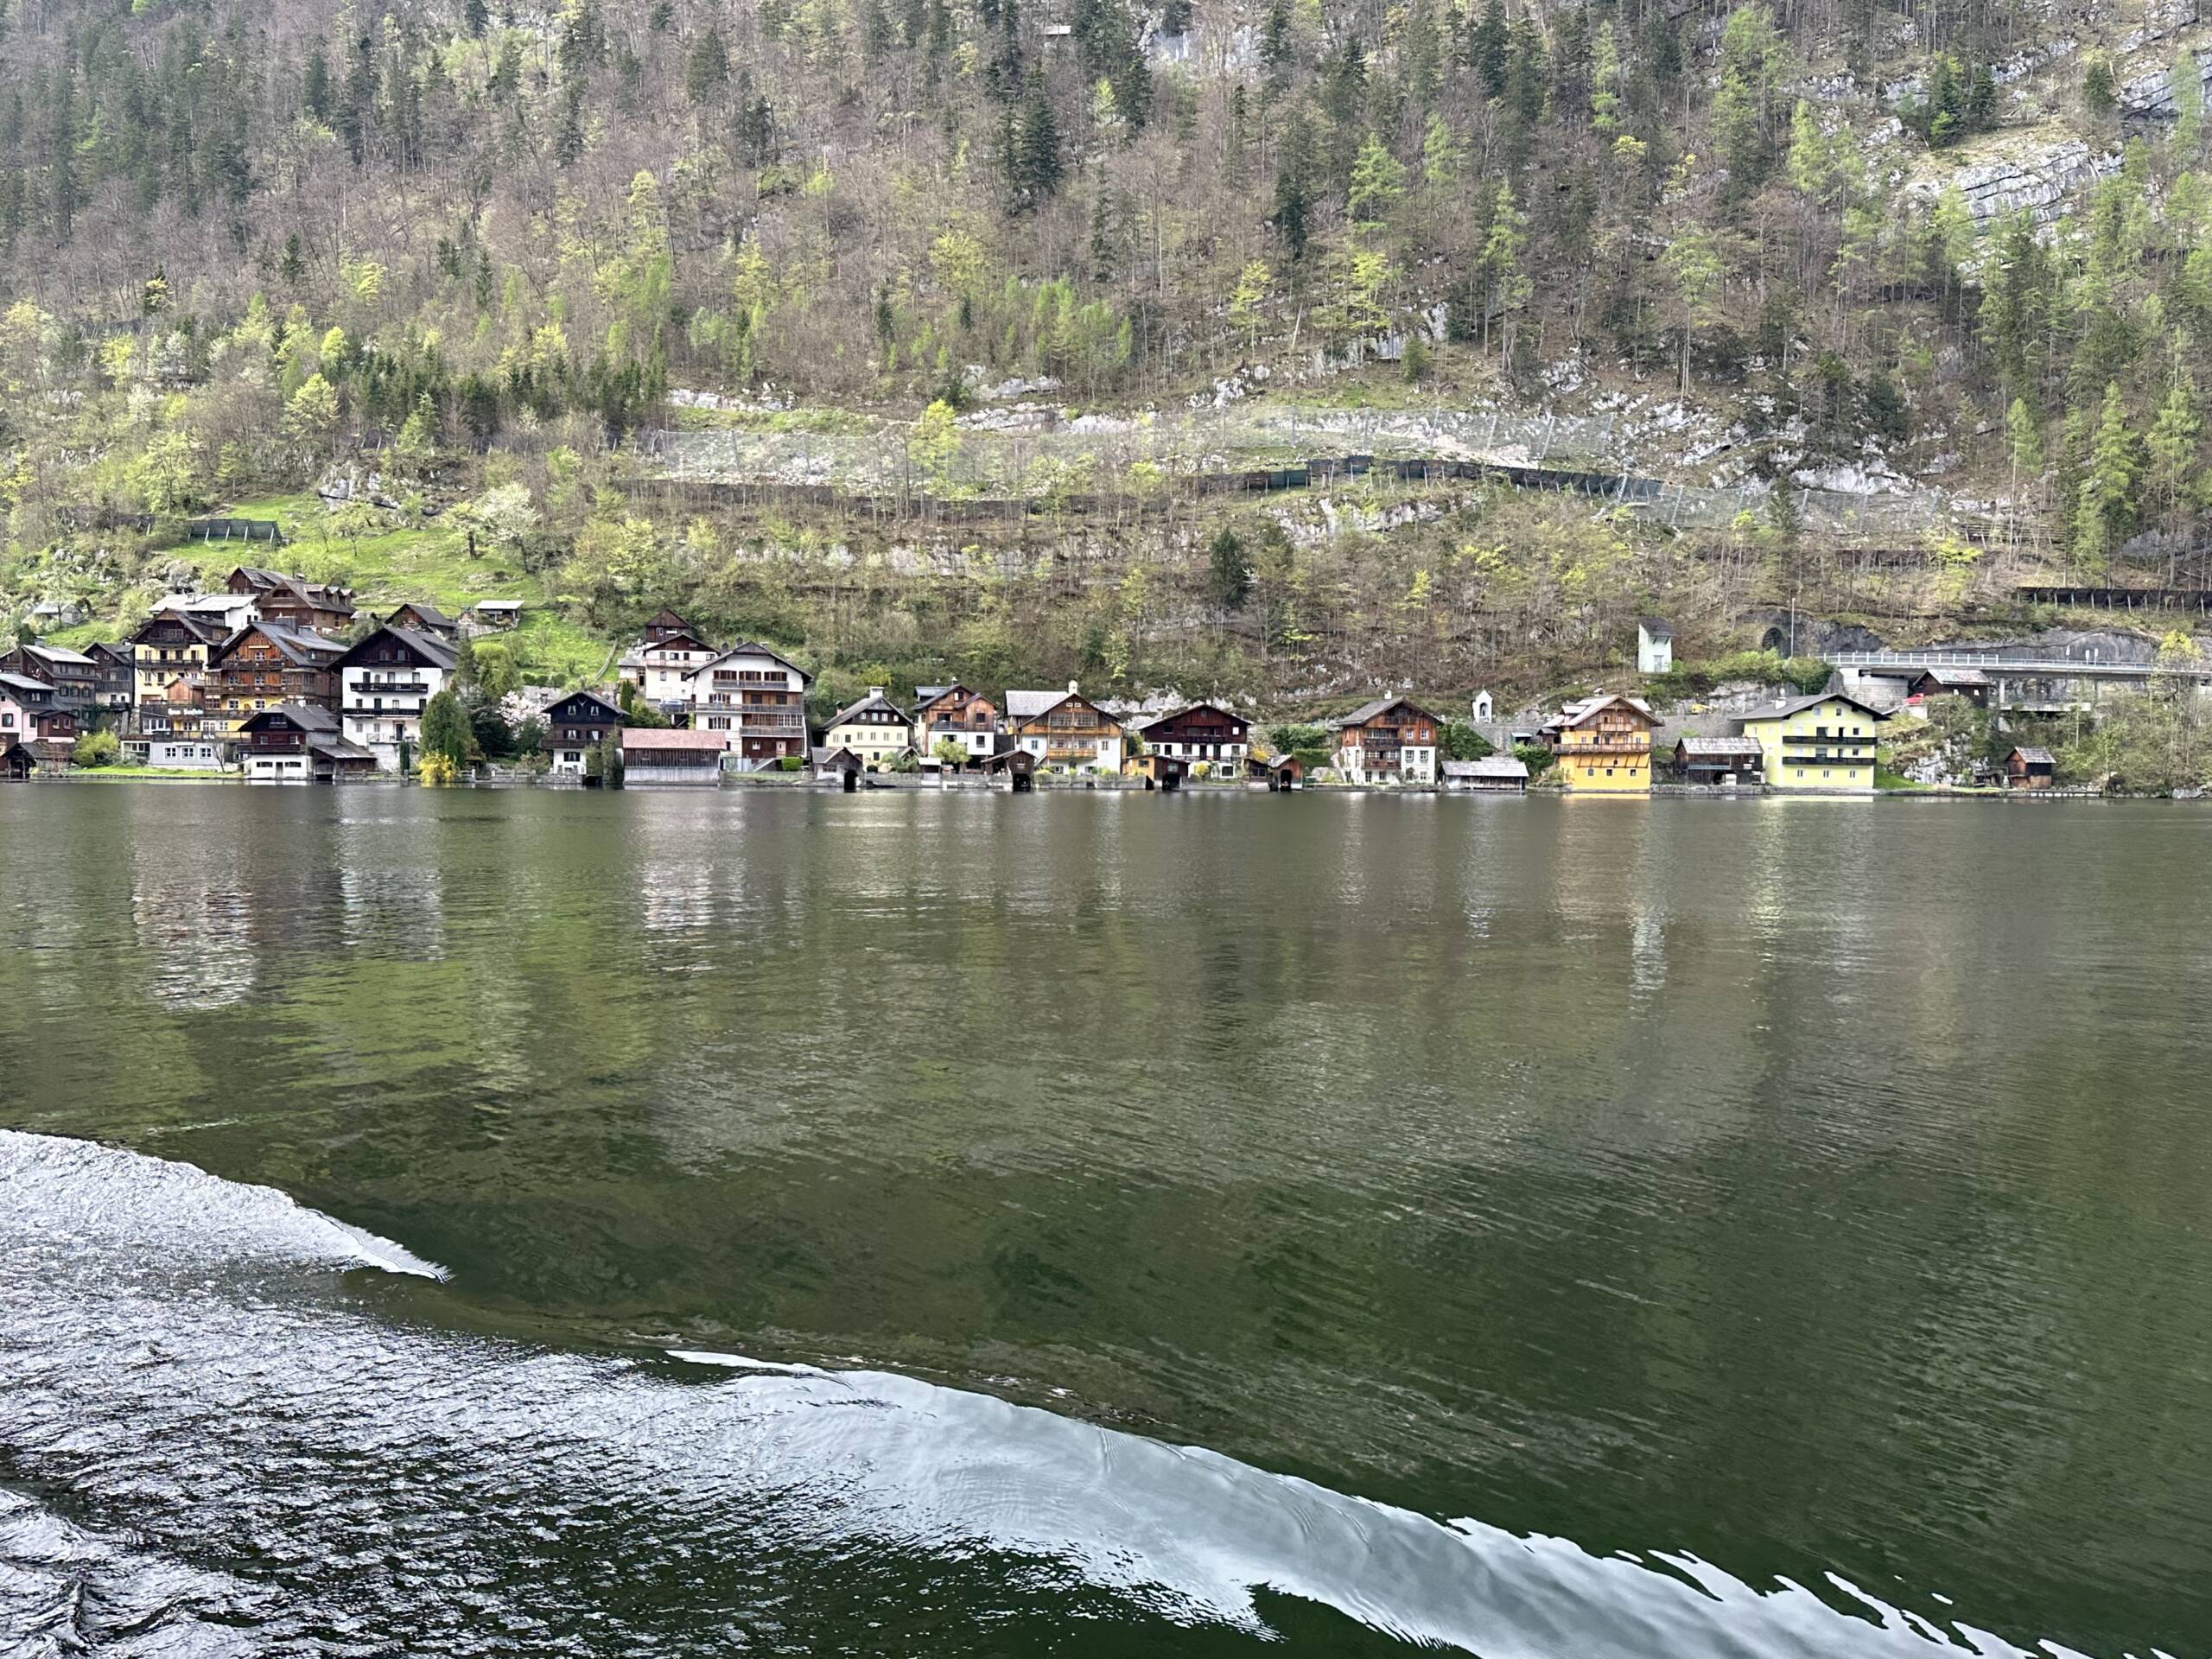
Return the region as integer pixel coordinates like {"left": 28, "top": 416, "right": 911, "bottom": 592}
{"left": 2005, "top": 746, "right": 2056, "bottom": 789}
{"left": 914, "top": 684, "right": 1000, "bottom": 765}
{"left": 542, "top": 690, "right": 623, "bottom": 774}
{"left": 226, "top": 568, "right": 356, "bottom": 634}
{"left": 820, "top": 688, "right": 914, "bottom": 770}
{"left": 685, "top": 642, "right": 812, "bottom": 766}
{"left": 384, "top": 602, "right": 461, "bottom": 641}
{"left": 1332, "top": 697, "right": 1440, "bottom": 785}
{"left": 1442, "top": 755, "right": 1530, "bottom": 792}
{"left": 1673, "top": 734, "right": 1765, "bottom": 788}
{"left": 0, "top": 671, "right": 78, "bottom": 766}
{"left": 1005, "top": 683, "right": 1124, "bottom": 773}
{"left": 0, "top": 642, "right": 102, "bottom": 717}
{"left": 335, "top": 626, "right": 461, "bottom": 771}
{"left": 127, "top": 611, "right": 229, "bottom": 737}
{"left": 139, "top": 735, "right": 227, "bottom": 771}
{"left": 235, "top": 703, "right": 375, "bottom": 782}
{"left": 622, "top": 726, "right": 728, "bottom": 784}
{"left": 1908, "top": 667, "right": 1991, "bottom": 708}
{"left": 1738, "top": 690, "right": 1888, "bottom": 792}
{"left": 467, "top": 599, "right": 523, "bottom": 632}
{"left": 1637, "top": 619, "right": 1675, "bottom": 675}
{"left": 618, "top": 608, "right": 718, "bottom": 716}
{"left": 204, "top": 622, "right": 346, "bottom": 734}
{"left": 82, "top": 643, "right": 135, "bottom": 714}
{"left": 1548, "top": 694, "right": 1658, "bottom": 791}
{"left": 1138, "top": 702, "right": 1249, "bottom": 769}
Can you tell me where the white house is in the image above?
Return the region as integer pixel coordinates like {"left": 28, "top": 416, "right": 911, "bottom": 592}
{"left": 334, "top": 625, "right": 460, "bottom": 772}
{"left": 1003, "top": 683, "right": 1122, "bottom": 774}
{"left": 684, "top": 642, "right": 811, "bottom": 767}
{"left": 617, "top": 608, "right": 717, "bottom": 715}
{"left": 144, "top": 737, "right": 227, "bottom": 770}
{"left": 1332, "top": 697, "right": 1442, "bottom": 785}
{"left": 1637, "top": 619, "right": 1675, "bottom": 675}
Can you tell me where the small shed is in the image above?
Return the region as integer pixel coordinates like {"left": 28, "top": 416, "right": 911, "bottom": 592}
{"left": 1442, "top": 755, "right": 1530, "bottom": 792}
{"left": 811, "top": 745, "right": 864, "bottom": 790}
{"left": 2005, "top": 745, "right": 2056, "bottom": 789}
{"left": 986, "top": 747, "right": 1037, "bottom": 791}
{"left": 622, "top": 727, "right": 728, "bottom": 785}
{"left": 1675, "top": 735, "right": 1765, "bottom": 786}
{"left": 1248, "top": 753, "right": 1303, "bottom": 791}
{"left": 308, "top": 734, "right": 378, "bottom": 781}
{"left": 2, "top": 739, "right": 35, "bottom": 779}
{"left": 469, "top": 599, "right": 524, "bottom": 632}
{"left": 1130, "top": 751, "right": 1187, "bottom": 791}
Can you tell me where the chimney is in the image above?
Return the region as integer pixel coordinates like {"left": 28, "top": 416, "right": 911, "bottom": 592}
{"left": 867, "top": 686, "right": 882, "bottom": 697}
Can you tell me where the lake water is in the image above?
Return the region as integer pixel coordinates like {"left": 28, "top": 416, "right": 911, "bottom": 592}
{"left": 1, "top": 783, "right": 2207, "bottom": 1656}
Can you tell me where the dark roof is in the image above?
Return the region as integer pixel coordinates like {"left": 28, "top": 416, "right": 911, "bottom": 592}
{"left": 810, "top": 745, "right": 864, "bottom": 768}
{"left": 1139, "top": 701, "right": 1246, "bottom": 734}
{"left": 335, "top": 625, "right": 459, "bottom": 672}
{"left": 231, "top": 567, "right": 355, "bottom": 613}
{"left": 1912, "top": 667, "right": 1990, "bottom": 688}
{"left": 1334, "top": 696, "right": 1440, "bottom": 729}
{"left": 308, "top": 734, "right": 376, "bottom": 762}
{"left": 131, "top": 610, "right": 226, "bottom": 645}
{"left": 699, "top": 641, "right": 814, "bottom": 685}
{"left": 824, "top": 690, "right": 910, "bottom": 728}
{"left": 1739, "top": 689, "right": 1890, "bottom": 722}
{"left": 547, "top": 690, "right": 622, "bottom": 723}
{"left": 386, "top": 602, "right": 457, "bottom": 630}
{"left": 0, "top": 671, "right": 51, "bottom": 696}
{"left": 1639, "top": 618, "right": 1675, "bottom": 638}
{"left": 216, "top": 621, "right": 345, "bottom": 667}
{"left": 238, "top": 702, "right": 339, "bottom": 734}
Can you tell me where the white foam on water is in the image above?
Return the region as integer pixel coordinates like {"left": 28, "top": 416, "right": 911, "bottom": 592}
{"left": 0, "top": 1129, "right": 2086, "bottom": 1657}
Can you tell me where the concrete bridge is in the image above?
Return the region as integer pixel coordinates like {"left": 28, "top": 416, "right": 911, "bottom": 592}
{"left": 1825, "top": 649, "right": 2212, "bottom": 712}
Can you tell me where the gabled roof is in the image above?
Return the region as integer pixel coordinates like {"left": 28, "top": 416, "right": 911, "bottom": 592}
{"left": 1004, "top": 689, "right": 1073, "bottom": 720}
{"left": 1139, "top": 701, "right": 1246, "bottom": 734}
{"left": 15, "top": 642, "right": 95, "bottom": 667}
{"left": 0, "top": 671, "right": 52, "bottom": 696}
{"left": 824, "top": 690, "right": 911, "bottom": 728}
{"left": 132, "top": 609, "right": 227, "bottom": 645}
{"left": 308, "top": 734, "right": 376, "bottom": 761}
{"left": 689, "top": 641, "right": 813, "bottom": 685}
{"left": 215, "top": 621, "right": 344, "bottom": 667}
{"left": 1738, "top": 689, "right": 1889, "bottom": 723}
{"left": 471, "top": 598, "right": 524, "bottom": 613}
{"left": 385, "top": 602, "right": 457, "bottom": 630}
{"left": 546, "top": 689, "right": 623, "bottom": 722}
{"left": 335, "top": 625, "right": 459, "bottom": 672}
{"left": 2010, "top": 745, "right": 2056, "bottom": 765}
{"left": 1335, "top": 695, "right": 1440, "bottom": 729}
{"left": 84, "top": 641, "right": 132, "bottom": 666}
{"left": 1555, "top": 693, "right": 1656, "bottom": 729}
{"left": 639, "top": 629, "right": 715, "bottom": 654}
{"left": 238, "top": 702, "right": 338, "bottom": 734}
{"left": 230, "top": 567, "right": 355, "bottom": 613}
{"left": 1638, "top": 618, "right": 1675, "bottom": 639}
{"left": 1911, "top": 666, "right": 1990, "bottom": 688}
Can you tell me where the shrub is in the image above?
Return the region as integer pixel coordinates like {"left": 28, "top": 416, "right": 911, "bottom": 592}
{"left": 71, "top": 730, "right": 121, "bottom": 768}
{"left": 776, "top": 754, "right": 804, "bottom": 772}
{"left": 418, "top": 753, "right": 459, "bottom": 786}
{"left": 1513, "top": 741, "right": 1555, "bottom": 775}
{"left": 1440, "top": 719, "right": 1494, "bottom": 760}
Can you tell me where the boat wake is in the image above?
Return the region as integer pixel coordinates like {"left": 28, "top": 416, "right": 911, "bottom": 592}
{"left": 0, "top": 1131, "right": 2113, "bottom": 1656}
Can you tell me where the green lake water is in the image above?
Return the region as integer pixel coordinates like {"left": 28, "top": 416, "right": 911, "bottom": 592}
{"left": 0, "top": 782, "right": 2207, "bottom": 1656}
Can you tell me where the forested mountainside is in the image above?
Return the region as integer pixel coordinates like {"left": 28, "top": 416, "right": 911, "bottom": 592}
{"left": 3, "top": 0, "right": 2212, "bottom": 709}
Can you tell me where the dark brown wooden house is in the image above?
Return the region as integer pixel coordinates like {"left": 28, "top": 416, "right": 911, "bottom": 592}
{"left": 2005, "top": 746, "right": 2056, "bottom": 789}
{"left": 1247, "top": 753, "right": 1303, "bottom": 790}
{"left": 206, "top": 622, "right": 345, "bottom": 734}
{"left": 1139, "top": 702, "right": 1249, "bottom": 766}
{"left": 914, "top": 684, "right": 1000, "bottom": 765}
{"left": 83, "top": 642, "right": 136, "bottom": 713}
{"left": 1332, "top": 697, "right": 1442, "bottom": 784}
{"left": 227, "top": 567, "right": 357, "bottom": 634}
{"left": 236, "top": 703, "right": 374, "bottom": 781}
{"left": 0, "top": 643, "right": 101, "bottom": 715}
{"left": 385, "top": 602, "right": 461, "bottom": 640}
{"left": 543, "top": 690, "right": 623, "bottom": 775}
{"left": 1908, "top": 668, "right": 1990, "bottom": 707}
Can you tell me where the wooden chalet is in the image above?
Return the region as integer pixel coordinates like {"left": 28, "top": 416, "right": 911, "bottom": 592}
{"left": 1546, "top": 694, "right": 1658, "bottom": 792}
{"left": 914, "top": 683, "right": 999, "bottom": 764}
{"left": 1139, "top": 702, "right": 1249, "bottom": 766}
{"left": 1004, "top": 682, "right": 1123, "bottom": 773}
{"left": 236, "top": 703, "right": 375, "bottom": 782}
{"left": 2005, "top": 746, "right": 2056, "bottom": 789}
{"left": 1332, "top": 697, "right": 1441, "bottom": 785}
{"left": 385, "top": 602, "right": 461, "bottom": 640}
{"left": 687, "top": 642, "right": 812, "bottom": 765}
{"left": 81, "top": 643, "right": 136, "bottom": 713}
{"left": 205, "top": 621, "right": 345, "bottom": 734}
{"left": 985, "top": 746, "right": 1038, "bottom": 791}
{"left": 543, "top": 690, "right": 623, "bottom": 774}
{"left": 336, "top": 625, "right": 461, "bottom": 770}
{"left": 0, "top": 642, "right": 101, "bottom": 715}
{"left": 226, "top": 567, "right": 357, "bottom": 633}
{"left": 1674, "top": 734, "right": 1764, "bottom": 787}
{"left": 1908, "top": 667, "right": 1991, "bottom": 707}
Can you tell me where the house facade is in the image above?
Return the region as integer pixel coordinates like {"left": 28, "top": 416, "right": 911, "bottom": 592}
{"left": 1548, "top": 694, "right": 1658, "bottom": 791}
{"left": 1332, "top": 697, "right": 1440, "bottom": 785}
{"left": 128, "top": 611, "right": 225, "bottom": 733}
{"left": 914, "top": 684, "right": 999, "bottom": 763}
{"left": 0, "top": 671, "right": 78, "bottom": 761}
{"left": 82, "top": 643, "right": 135, "bottom": 714}
{"left": 205, "top": 623, "right": 345, "bottom": 734}
{"left": 1637, "top": 619, "right": 1675, "bottom": 675}
{"left": 1738, "top": 690, "right": 1886, "bottom": 792}
{"left": 336, "top": 626, "right": 461, "bottom": 771}
{"left": 1005, "top": 683, "right": 1123, "bottom": 773}
{"left": 226, "top": 567, "right": 356, "bottom": 634}
{"left": 685, "top": 643, "right": 811, "bottom": 766}
{"left": 820, "top": 689, "right": 913, "bottom": 769}
{"left": 0, "top": 643, "right": 101, "bottom": 717}
{"left": 235, "top": 703, "right": 374, "bottom": 781}
{"left": 618, "top": 609, "right": 717, "bottom": 715}
{"left": 542, "top": 690, "right": 622, "bottom": 773}
{"left": 1140, "top": 702, "right": 1249, "bottom": 768}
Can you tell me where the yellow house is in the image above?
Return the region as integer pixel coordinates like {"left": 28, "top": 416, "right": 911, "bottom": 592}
{"left": 821, "top": 687, "right": 914, "bottom": 770}
{"left": 1739, "top": 690, "right": 1887, "bottom": 791}
{"left": 1548, "top": 694, "right": 1658, "bottom": 791}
